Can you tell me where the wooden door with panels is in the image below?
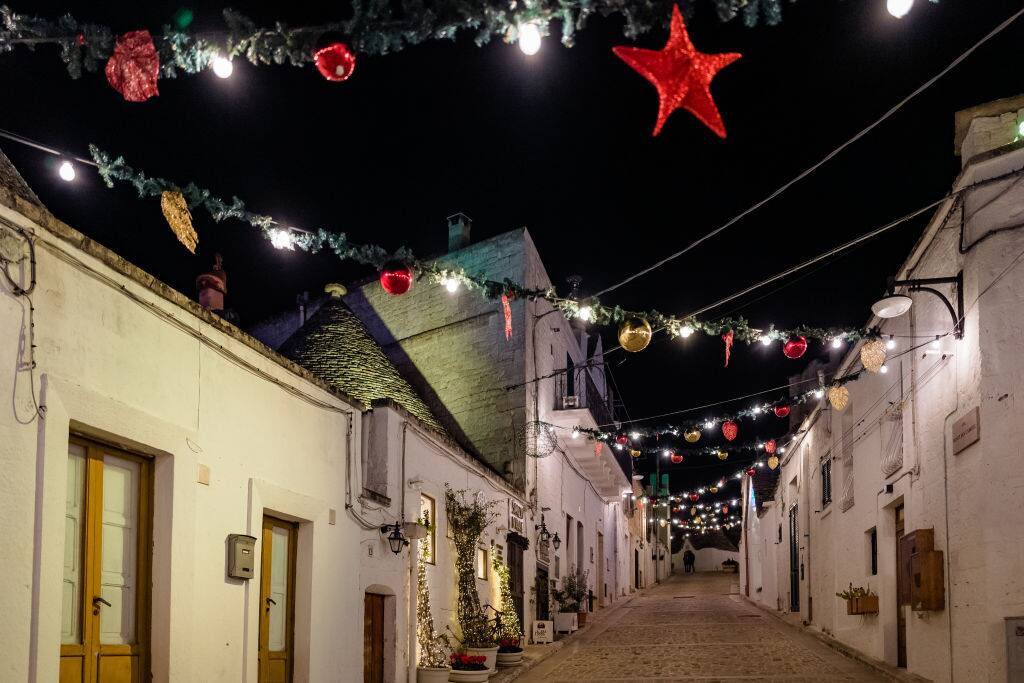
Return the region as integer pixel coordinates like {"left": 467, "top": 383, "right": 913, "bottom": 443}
{"left": 259, "top": 516, "right": 297, "bottom": 683}
{"left": 61, "top": 437, "right": 152, "bottom": 683}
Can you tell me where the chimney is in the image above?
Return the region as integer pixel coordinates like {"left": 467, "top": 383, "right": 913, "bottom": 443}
{"left": 196, "top": 254, "right": 227, "bottom": 311}
{"left": 447, "top": 213, "right": 472, "bottom": 252}
{"left": 954, "top": 94, "right": 1024, "bottom": 166}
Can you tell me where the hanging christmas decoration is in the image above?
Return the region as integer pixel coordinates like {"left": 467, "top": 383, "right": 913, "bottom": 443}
{"left": 688, "top": 493, "right": 699, "bottom": 502}
{"left": 313, "top": 42, "right": 355, "bottom": 81}
{"left": 721, "top": 421, "right": 738, "bottom": 442}
{"left": 611, "top": 5, "right": 741, "bottom": 137}
{"left": 159, "top": 190, "right": 197, "bottom": 253}
{"left": 615, "top": 434, "right": 629, "bottom": 446}
{"left": 773, "top": 405, "right": 791, "bottom": 418}
{"left": 684, "top": 429, "right": 701, "bottom": 443}
{"left": 618, "top": 317, "right": 653, "bottom": 352}
{"left": 722, "top": 329, "right": 734, "bottom": 367}
{"left": 764, "top": 439, "right": 777, "bottom": 455}
{"left": 593, "top": 443, "right": 602, "bottom": 457}
{"left": 860, "top": 338, "right": 887, "bottom": 373}
{"left": 721, "top": 505, "right": 729, "bottom": 514}
{"left": 827, "top": 384, "right": 850, "bottom": 411}
{"left": 745, "top": 467, "right": 757, "bottom": 477}
{"left": 717, "top": 450, "right": 729, "bottom": 461}
{"left": 670, "top": 452, "right": 684, "bottom": 464}
{"left": 104, "top": 30, "right": 159, "bottom": 102}
{"left": 783, "top": 335, "right": 808, "bottom": 359}
{"left": 690, "top": 506, "right": 697, "bottom": 515}
{"left": 767, "top": 455, "right": 780, "bottom": 470}
{"left": 630, "top": 449, "right": 642, "bottom": 458}
{"left": 501, "top": 294, "right": 513, "bottom": 341}
{"left": 380, "top": 261, "right": 413, "bottom": 295}
{"left": 708, "top": 485, "right": 718, "bottom": 493}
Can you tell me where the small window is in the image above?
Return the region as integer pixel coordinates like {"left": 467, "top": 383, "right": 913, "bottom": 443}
{"left": 554, "top": 555, "right": 560, "bottom": 579}
{"left": 476, "top": 547, "right": 489, "bottom": 580}
{"left": 420, "top": 494, "right": 436, "bottom": 564}
{"left": 821, "top": 459, "right": 833, "bottom": 507}
{"left": 868, "top": 527, "right": 878, "bottom": 576}
{"left": 778, "top": 525, "right": 783, "bottom": 543}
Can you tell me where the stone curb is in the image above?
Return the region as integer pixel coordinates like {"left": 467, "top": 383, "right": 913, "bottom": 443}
{"left": 740, "top": 595, "right": 930, "bottom": 683}
{"left": 489, "top": 592, "right": 639, "bottom": 683}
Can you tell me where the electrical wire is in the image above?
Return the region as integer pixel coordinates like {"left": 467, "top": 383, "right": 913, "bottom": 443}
{"left": 594, "top": 4, "right": 1024, "bottom": 299}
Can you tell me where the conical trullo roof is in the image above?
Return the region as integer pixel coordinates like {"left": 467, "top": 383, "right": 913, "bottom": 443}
{"left": 280, "top": 284, "right": 446, "bottom": 434}
{"left": 0, "top": 146, "right": 46, "bottom": 211}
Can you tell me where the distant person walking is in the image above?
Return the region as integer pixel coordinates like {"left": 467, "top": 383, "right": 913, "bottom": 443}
{"left": 683, "top": 549, "right": 696, "bottom": 573}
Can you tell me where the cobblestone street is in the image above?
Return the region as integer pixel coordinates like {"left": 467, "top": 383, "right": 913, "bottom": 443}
{"left": 517, "top": 572, "right": 889, "bottom": 682}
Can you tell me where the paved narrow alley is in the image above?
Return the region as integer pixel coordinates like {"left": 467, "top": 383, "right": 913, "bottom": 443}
{"left": 518, "top": 573, "right": 889, "bottom": 682}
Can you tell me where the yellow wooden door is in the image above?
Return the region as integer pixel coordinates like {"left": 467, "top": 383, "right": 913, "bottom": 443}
{"left": 259, "top": 516, "right": 296, "bottom": 683}
{"left": 60, "top": 438, "right": 151, "bottom": 683}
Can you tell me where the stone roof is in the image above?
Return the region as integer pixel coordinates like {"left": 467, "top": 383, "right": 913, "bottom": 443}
{"left": 0, "top": 147, "right": 45, "bottom": 211}
{"left": 280, "top": 288, "right": 446, "bottom": 434}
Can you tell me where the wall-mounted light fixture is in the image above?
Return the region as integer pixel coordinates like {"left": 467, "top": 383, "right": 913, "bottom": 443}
{"left": 872, "top": 272, "right": 964, "bottom": 338}
{"left": 379, "top": 522, "right": 409, "bottom": 555}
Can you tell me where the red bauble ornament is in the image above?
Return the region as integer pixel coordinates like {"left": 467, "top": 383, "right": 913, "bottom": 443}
{"left": 688, "top": 493, "right": 699, "bottom": 502}
{"left": 764, "top": 439, "right": 777, "bottom": 455}
{"left": 105, "top": 30, "right": 160, "bottom": 102}
{"left": 612, "top": 5, "right": 741, "bottom": 137}
{"left": 379, "top": 261, "right": 413, "bottom": 295}
{"left": 721, "top": 505, "right": 729, "bottom": 514}
{"left": 314, "top": 43, "right": 356, "bottom": 82}
{"left": 670, "top": 452, "right": 684, "bottom": 464}
{"left": 746, "top": 467, "right": 757, "bottom": 477}
{"left": 773, "top": 405, "right": 791, "bottom": 418}
{"left": 615, "top": 434, "right": 629, "bottom": 446}
{"left": 783, "top": 336, "right": 808, "bottom": 359}
{"left": 721, "top": 421, "right": 738, "bottom": 442}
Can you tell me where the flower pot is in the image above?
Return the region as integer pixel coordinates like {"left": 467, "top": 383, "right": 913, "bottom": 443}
{"left": 496, "top": 651, "right": 523, "bottom": 667}
{"left": 577, "top": 610, "right": 588, "bottom": 627}
{"left": 465, "top": 646, "right": 499, "bottom": 673}
{"left": 846, "top": 595, "right": 879, "bottom": 615}
{"left": 418, "top": 667, "right": 452, "bottom": 683}
{"left": 722, "top": 565, "right": 738, "bottom": 574}
{"left": 448, "top": 669, "right": 490, "bottom": 683}
{"left": 553, "top": 611, "right": 577, "bottom": 633}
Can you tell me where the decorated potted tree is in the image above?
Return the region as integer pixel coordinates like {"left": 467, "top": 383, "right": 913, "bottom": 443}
{"left": 416, "top": 533, "right": 451, "bottom": 682}
{"left": 492, "top": 557, "right": 524, "bottom": 667}
{"left": 445, "top": 487, "right": 499, "bottom": 676}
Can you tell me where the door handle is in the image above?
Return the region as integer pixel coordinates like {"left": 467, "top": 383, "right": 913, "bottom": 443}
{"left": 266, "top": 597, "right": 277, "bottom": 606}
{"left": 92, "top": 596, "right": 111, "bottom": 608}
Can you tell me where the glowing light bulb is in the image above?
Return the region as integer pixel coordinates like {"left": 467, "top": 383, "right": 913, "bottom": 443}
{"left": 212, "top": 55, "right": 233, "bottom": 78}
{"left": 630, "top": 431, "right": 640, "bottom": 440}
{"left": 571, "top": 428, "right": 580, "bottom": 439}
{"left": 1018, "top": 120, "right": 1024, "bottom": 139}
{"left": 269, "top": 229, "right": 295, "bottom": 250}
{"left": 680, "top": 325, "right": 694, "bottom": 338}
{"left": 886, "top": 336, "right": 897, "bottom": 350}
{"left": 577, "top": 305, "right": 593, "bottom": 322}
{"left": 931, "top": 337, "right": 941, "bottom": 350}
{"left": 880, "top": 364, "right": 889, "bottom": 374}
{"left": 704, "top": 420, "right": 715, "bottom": 430}
{"left": 518, "top": 23, "right": 542, "bottom": 55}
{"left": 444, "top": 277, "right": 460, "bottom": 293}
{"left": 831, "top": 338, "right": 842, "bottom": 349}
{"left": 58, "top": 160, "right": 75, "bottom": 182}
{"left": 887, "top": 0, "right": 914, "bottom": 18}
{"left": 813, "top": 389, "right": 824, "bottom": 399}
{"left": 760, "top": 335, "right": 772, "bottom": 346}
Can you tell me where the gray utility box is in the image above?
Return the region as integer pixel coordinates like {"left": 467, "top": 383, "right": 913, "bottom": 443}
{"left": 227, "top": 534, "right": 258, "bottom": 580}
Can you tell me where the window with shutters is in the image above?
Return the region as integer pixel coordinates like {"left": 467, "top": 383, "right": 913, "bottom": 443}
{"left": 821, "top": 459, "right": 832, "bottom": 507}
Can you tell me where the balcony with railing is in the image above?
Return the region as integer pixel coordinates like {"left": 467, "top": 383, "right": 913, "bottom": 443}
{"left": 554, "top": 369, "right": 615, "bottom": 428}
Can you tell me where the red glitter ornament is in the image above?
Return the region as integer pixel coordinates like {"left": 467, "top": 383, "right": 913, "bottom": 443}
{"left": 721, "top": 505, "right": 729, "bottom": 514}
{"left": 688, "top": 493, "right": 699, "bottom": 502}
{"left": 722, "top": 329, "right": 734, "bottom": 367}
{"left": 379, "top": 261, "right": 413, "bottom": 295}
{"left": 105, "top": 30, "right": 160, "bottom": 102}
{"left": 612, "top": 5, "right": 741, "bottom": 137}
{"left": 721, "top": 421, "right": 738, "bottom": 442}
{"left": 764, "top": 439, "right": 777, "bottom": 455}
{"left": 670, "top": 452, "right": 684, "bottom": 464}
{"left": 746, "top": 467, "right": 757, "bottom": 477}
{"left": 615, "top": 434, "right": 629, "bottom": 446}
{"left": 773, "top": 405, "right": 791, "bottom": 418}
{"left": 314, "top": 43, "right": 356, "bottom": 82}
{"left": 783, "top": 336, "right": 808, "bottom": 359}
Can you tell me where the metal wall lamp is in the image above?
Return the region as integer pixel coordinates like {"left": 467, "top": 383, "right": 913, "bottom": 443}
{"left": 872, "top": 271, "right": 964, "bottom": 339}
{"left": 379, "top": 522, "right": 409, "bottom": 555}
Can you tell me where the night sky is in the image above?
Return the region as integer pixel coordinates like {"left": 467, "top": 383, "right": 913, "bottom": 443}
{"left": 3, "top": 0, "right": 1022, "bottom": 491}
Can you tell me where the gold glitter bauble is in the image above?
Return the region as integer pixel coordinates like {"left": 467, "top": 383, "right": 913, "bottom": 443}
{"left": 767, "top": 455, "right": 780, "bottom": 470}
{"left": 629, "top": 449, "right": 642, "bottom": 459}
{"left": 717, "top": 450, "right": 729, "bottom": 461}
{"left": 860, "top": 338, "right": 887, "bottom": 373}
{"left": 684, "top": 429, "right": 701, "bottom": 443}
{"left": 690, "top": 506, "right": 697, "bottom": 515}
{"left": 708, "top": 485, "right": 719, "bottom": 493}
{"left": 618, "top": 317, "right": 653, "bottom": 353}
{"left": 160, "top": 190, "right": 197, "bottom": 253}
{"left": 827, "top": 384, "right": 850, "bottom": 411}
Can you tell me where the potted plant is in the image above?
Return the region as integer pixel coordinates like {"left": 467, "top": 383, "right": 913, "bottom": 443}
{"left": 448, "top": 653, "right": 490, "bottom": 683}
{"left": 492, "top": 557, "right": 524, "bottom": 667}
{"left": 445, "top": 487, "right": 499, "bottom": 673}
{"left": 552, "top": 567, "right": 589, "bottom": 628}
{"left": 836, "top": 583, "right": 879, "bottom": 615}
{"left": 416, "top": 533, "right": 451, "bottom": 682}
{"left": 722, "top": 559, "right": 739, "bottom": 574}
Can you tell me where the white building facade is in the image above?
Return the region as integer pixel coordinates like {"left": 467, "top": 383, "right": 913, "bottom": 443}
{"left": 740, "top": 98, "right": 1024, "bottom": 682}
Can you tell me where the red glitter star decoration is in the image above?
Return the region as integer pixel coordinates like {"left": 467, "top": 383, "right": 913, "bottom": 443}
{"left": 612, "top": 6, "right": 741, "bottom": 137}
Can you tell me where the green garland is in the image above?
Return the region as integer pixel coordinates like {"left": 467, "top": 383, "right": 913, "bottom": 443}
{"left": 2, "top": 2, "right": 791, "bottom": 81}
{"left": 87, "top": 144, "right": 878, "bottom": 352}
